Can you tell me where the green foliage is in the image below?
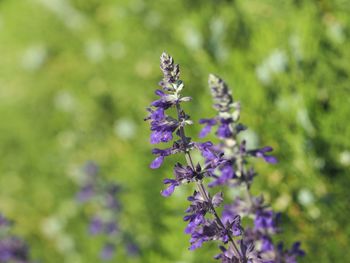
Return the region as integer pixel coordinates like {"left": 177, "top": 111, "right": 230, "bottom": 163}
{"left": 0, "top": 0, "right": 349, "bottom": 262}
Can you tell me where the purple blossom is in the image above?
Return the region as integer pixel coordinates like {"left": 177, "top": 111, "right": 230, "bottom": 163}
{"left": 100, "top": 243, "right": 116, "bottom": 260}
{"left": 89, "top": 216, "right": 104, "bottom": 235}
{"left": 0, "top": 214, "right": 33, "bottom": 263}
{"left": 276, "top": 242, "right": 305, "bottom": 263}
{"left": 195, "top": 142, "right": 226, "bottom": 171}
{"left": 248, "top": 147, "right": 278, "bottom": 164}
{"left": 150, "top": 148, "right": 172, "bottom": 169}
{"left": 76, "top": 184, "right": 95, "bottom": 202}
{"left": 161, "top": 179, "right": 180, "bottom": 197}
{"left": 125, "top": 241, "right": 140, "bottom": 257}
{"left": 199, "top": 118, "right": 217, "bottom": 138}
{"left": 104, "top": 222, "right": 119, "bottom": 236}
{"left": 217, "top": 119, "right": 233, "bottom": 138}
{"left": 208, "top": 164, "right": 235, "bottom": 187}
{"left": 254, "top": 209, "right": 280, "bottom": 233}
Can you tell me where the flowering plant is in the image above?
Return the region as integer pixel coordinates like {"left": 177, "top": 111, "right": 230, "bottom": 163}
{"left": 145, "top": 53, "right": 304, "bottom": 262}
{"left": 76, "top": 161, "right": 139, "bottom": 260}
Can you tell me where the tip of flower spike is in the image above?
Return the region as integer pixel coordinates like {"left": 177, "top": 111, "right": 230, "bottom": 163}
{"left": 160, "top": 52, "right": 173, "bottom": 67}
{"left": 208, "top": 73, "right": 219, "bottom": 82}
{"left": 208, "top": 74, "right": 225, "bottom": 89}
{"left": 160, "top": 51, "right": 170, "bottom": 60}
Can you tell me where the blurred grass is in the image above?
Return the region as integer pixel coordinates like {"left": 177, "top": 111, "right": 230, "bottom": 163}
{"left": 0, "top": 0, "right": 349, "bottom": 262}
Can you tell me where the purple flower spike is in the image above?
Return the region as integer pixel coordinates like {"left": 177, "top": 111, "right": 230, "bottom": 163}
{"left": 76, "top": 161, "right": 139, "bottom": 261}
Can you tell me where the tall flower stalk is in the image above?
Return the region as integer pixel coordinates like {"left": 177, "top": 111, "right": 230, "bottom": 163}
{"left": 145, "top": 53, "right": 304, "bottom": 263}
{"left": 199, "top": 75, "right": 304, "bottom": 262}
{"left": 76, "top": 161, "right": 139, "bottom": 260}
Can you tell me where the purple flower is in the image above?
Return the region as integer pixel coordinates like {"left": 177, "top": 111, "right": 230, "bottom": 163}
{"left": 100, "top": 243, "right": 116, "bottom": 260}
{"left": 239, "top": 240, "right": 260, "bottom": 263}
{"left": 104, "top": 222, "right": 119, "bottom": 236}
{"left": 89, "top": 216, "right": 104, "bottom": 235}
{"left": 0, "top": 237, "right": 30, "bottom": 262}
{"left": 214, "top": 245, "right": 239, "bottom": 262}
{"left": 217, "top": 119, "right": 233, "bottom": 139}
{"left": 261, "top": 236, "right": 274, "bottom": 252}
{"left": 254, "top": 209, "right": 280, "bottom": 233}
{"left": 248, "top": 146, "right": 278, "bottom": 164}
{"left": 151, "top": 89, "right": 176, "bottom": 109}
{"left": 76, "top": 184, "right": 95, "bottom": 202}
{"left": 227, "top": 215, "right": 242, "bottom": 237}
{"left": 199, "top": 118, "right": 217, "bottom": 138}
{"left": 125, "top": 241, "right": 140, "bottom": 256}
{"left": 276, "top": 242, "right": 305, "bottom": 263}
{"left": 184, "top": 192, "right": 210, "bottom": 233}
{"left": 0, "top": 214, "right": 33, "bottom": 263}
{"left": 161, "top": 179, "right": 180, "bottom": 197}
{"left": 195, "top": 142, "right": 226, "bottom": 171}
{"left": 209, "top": 164, "right": 235, "bottom": 187}
{"left": 150, "top": 155, "right": 165, "bottom": 169}
{"left": 150, "top": 148, "right": 172, "bottom": 169}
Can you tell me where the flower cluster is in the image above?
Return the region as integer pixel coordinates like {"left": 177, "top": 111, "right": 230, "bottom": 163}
{"left": 76, "top": 161, "right": 139, "bottom": 260}
{"left": 145, "top": 53, "right": 304, "bottom": 263}
{"left": 0, "top": 213, "right": 33, "bottom": 263}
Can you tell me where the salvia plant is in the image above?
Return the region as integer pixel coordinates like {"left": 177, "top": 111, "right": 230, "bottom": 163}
{"left": 145, "top": 53, "right": 305, "bottom": 263}
{"left": 76, "top": 161, "right": 139, "bottom": 260}
{"left": 0, "top": 213, "right": 33, "bottom": 263}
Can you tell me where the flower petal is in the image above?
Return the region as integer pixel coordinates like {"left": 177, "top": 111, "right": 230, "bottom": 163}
{"left": 150, "top": 156, "right": 164, "bottom": 169}
{"left": 161, "top": 183, "right": 176, "bottom": 197}
{"left": 264, "top": 155, "right": 278, "bottom": 164}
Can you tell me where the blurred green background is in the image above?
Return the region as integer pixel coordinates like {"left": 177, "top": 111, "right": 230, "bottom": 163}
{"left": 0, "top": 0, "right": 349, "bottom": 262}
